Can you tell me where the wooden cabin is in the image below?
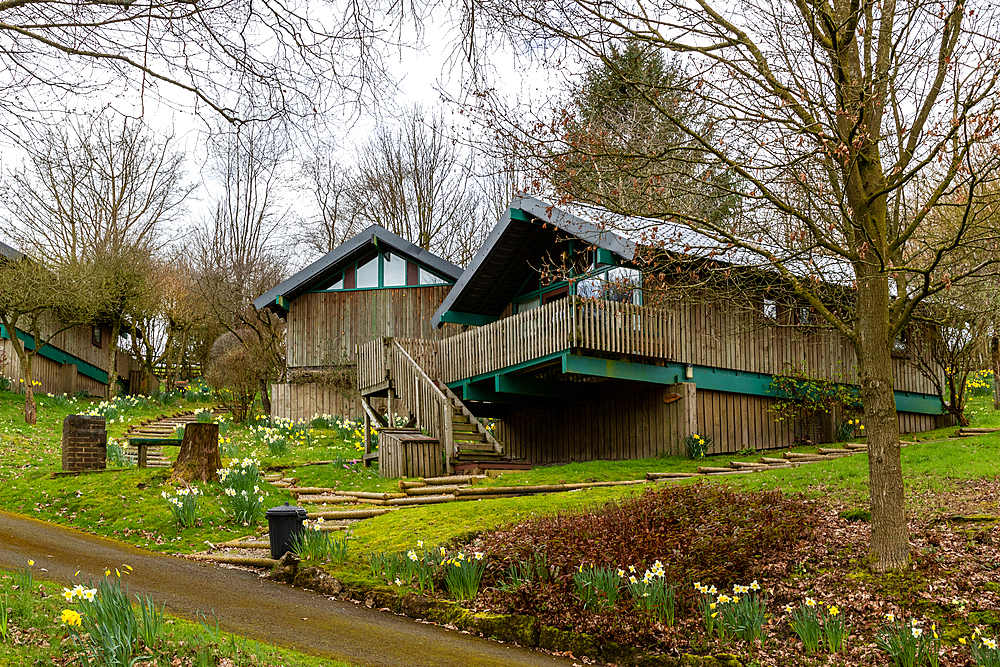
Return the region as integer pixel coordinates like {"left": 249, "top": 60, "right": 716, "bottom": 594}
{"left": 0, "top": 240, "right": 141, "bottom": 396}
{"left": 255, "top": 225, "right": 464, "bottom": 421}
{"left": 355, "top": 197, "right": 946, "bottom": 471}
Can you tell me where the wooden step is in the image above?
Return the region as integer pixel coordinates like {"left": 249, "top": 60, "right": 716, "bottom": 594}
{"left": 453, "top": 431, "right": 487, "bottom": 442}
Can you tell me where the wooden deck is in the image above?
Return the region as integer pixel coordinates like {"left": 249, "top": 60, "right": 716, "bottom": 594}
{"left": 358, "top": 296, "right": 936, "bottom": 395}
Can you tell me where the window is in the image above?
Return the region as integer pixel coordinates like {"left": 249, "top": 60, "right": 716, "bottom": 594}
{"left": 763, "top": 299, "right": 777, "bottom": 320}
{"left": 383, "top": 252, "right": 406, "bottom": 287}
{"left": 797, "top": 306, "right": 812, "bottom": 325}
{"left": 318, "top": 251, "right": 453, "bottom": 291}
{"left": 92, "top": 325, "right": 102, "bottom": 347}
{"left": 513, "top": 297, "right": 540, "bottom": 314}
{"left": 418, "top": 267, "right": 449, "bottom": 285}
{"left": 576, "top": 266, "right": 642, "bottom": 305}
{"left": 355, "top": 255, "right": 379, "bottom": 288}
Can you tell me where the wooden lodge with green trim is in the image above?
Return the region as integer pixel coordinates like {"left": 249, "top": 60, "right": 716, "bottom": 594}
{"left": 255, "top": 225, "right": 465, "bottom": 420}
{"left": 262, "top": 199, "right": 947, "bottom": 472}
{"left": 0, "top": 240, "right": 141, "bottom": 396}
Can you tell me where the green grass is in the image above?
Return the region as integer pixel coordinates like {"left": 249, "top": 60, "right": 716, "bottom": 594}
{"left": 2, "top": 386, "right": 1000, "bottom": 602}
{"left": 0, "top": 569, "right": 349, "bottom": 667}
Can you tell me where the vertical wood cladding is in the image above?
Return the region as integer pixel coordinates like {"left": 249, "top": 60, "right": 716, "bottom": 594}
{"left": 285, "top": 287, "right": 461, "bottom": 368}
{"left": 494, "top": 385, "right": 943, "bottom": 463}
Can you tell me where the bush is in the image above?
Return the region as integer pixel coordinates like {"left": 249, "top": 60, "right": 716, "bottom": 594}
{"left": 479, "top": 484, "right": 816, "bottom": 595}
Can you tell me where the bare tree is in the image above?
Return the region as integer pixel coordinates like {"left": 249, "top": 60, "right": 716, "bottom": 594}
{"left": 461, "top": 0, "right": 1000, "bottom": 570}
{"left": 192, "top": 121, "right": 290, "bottom": 416}
{"left": 2, "top": 115, "right": 191, "bottom": 398}
{"left": 300, "top": 146, "right": 368, "bottom": 255}
{"left": 0, "top": 253, "right": 97, "bottom": 423}
{"left": 354, "top": 105, "right": 491, "bottom": 266}
{"left": 0, "top": 0, "right": 426, "bottom": 132}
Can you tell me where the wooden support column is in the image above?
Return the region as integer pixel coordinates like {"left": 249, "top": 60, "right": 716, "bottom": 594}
{"left": 443, "top": 400, "right": 455, "bottom": 475}
{"left": 386, "top": 386, "right": 396, "bottom": 429}
{"left": 664, "top": 383, "right": 697, "bottom": 456}
{"left": 62, "top": 364, "right": 78, "bottom": 396}
{"left": 363, "top": 410, "right": 372, "bottom": 468}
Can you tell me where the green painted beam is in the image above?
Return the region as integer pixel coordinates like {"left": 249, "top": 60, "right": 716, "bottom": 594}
{"left": 510, "top": 208, "right": 534, "bottom": 223}
{"left": 275, "top": 295, "right": 290, "bottom": 311}
{"left": 459, "top": 379, "right": 538, "bottom": 405}
{"left": 495, "top": 374, "right": 596, "bottom": 400}
{"left": 445, "top": 350, "right": 568, "bottom": 389}
{"left": 436, "top": 311, "right": 499, "bottom": 327}
{"left": 0, "top": 325, "right": 108, "bottom": 384}
{"left": 561, "top": 353, "right": 942, "bottom": 415}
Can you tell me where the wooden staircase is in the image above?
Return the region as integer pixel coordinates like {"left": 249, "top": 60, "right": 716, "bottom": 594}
{"left": 436, "top": 383, "right": 507, "bottom": 466}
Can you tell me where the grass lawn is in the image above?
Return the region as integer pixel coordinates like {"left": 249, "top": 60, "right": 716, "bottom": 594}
{"left": 1, "top": 386, "right": 1000, "bottom": 666}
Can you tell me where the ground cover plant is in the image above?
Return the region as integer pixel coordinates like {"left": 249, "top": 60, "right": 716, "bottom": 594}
{"left": 0, "top": 564, "right": 349, "bottom": 667}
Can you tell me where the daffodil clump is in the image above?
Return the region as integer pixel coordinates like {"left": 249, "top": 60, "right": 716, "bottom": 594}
{"left": 193, "top": 407, "right": 215, "bottom": 423}
{"left": 217, "top": 458, "right": 265, "bottom": 525}
{"left": 248, "top": 417, "right": 313, "bottom": 456}
{"left": 625, "top": 562, "right": 676, "bottom": 624}
{"left": 60, "top": 565, "right": 162, "bottom": 667}
{"left": 292, "top": 519, "right": 350, "bottom": 564}
{"left": 785, "top": 596, "right": 823, "bottom": 653}
{"left": 876, "top": 614, "right": 940, "bottom": 667}
{"left": 14, "top": 558, "right": 35, "bottom": 588}
{"left": 369, "top": 541, "right": 442, "bottom": 593}
{"left": 442, "top": 550, "right": 486, "bottom": 601}
{"left": 161, "top": 486, "right": 201, "bottom": 528}
{"left": 684, "top": 432, "right": 711, "bottom": 459}
{"left": 81, "top": 395, "right": 152, "bottom": 424}
{"left": 696, "top": 581, "right": 767, "bottom": 642}
{"left": 966, "top": 628, "right": 1000, "bottom": 667}
{"left": 966, "top": 369, "right": 993, "bottom": 397}
{"left": 573, "top": 565, "right": 624, "bottom": 611}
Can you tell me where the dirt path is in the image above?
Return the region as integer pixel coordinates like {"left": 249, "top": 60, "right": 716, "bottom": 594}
{"left": 0, "top": 510, "right": 573, "bottom": 667}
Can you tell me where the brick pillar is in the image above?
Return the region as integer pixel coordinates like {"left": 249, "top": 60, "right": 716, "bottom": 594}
{"left": 61, "top": 415, "right": 107, "bottom": 472}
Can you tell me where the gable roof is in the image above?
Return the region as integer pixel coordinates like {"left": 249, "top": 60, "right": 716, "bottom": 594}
{"left": 431, "top": 197, "right": 637, "bottom": 327}
{"left": 0, "top": 240, "right": 24, "bottom": 261}
{"left": 254, "top": 224, "right": 463, "bottom": 316}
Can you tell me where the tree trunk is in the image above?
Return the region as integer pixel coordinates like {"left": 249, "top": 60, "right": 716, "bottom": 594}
{"left": 170, "top": 422, "right": 221, "bottom": 484}
{"left": 259, "top": 377, "right": 271, "bottom": 416}
{"left": 2, "top": 314, "right": 38, "bottom": 425}
{"left": 992, "top": 337, "right": 1000, "bottom": 410}
{"left": 855, "top": 271, "right": 909, "bottom": 572}
{"left": 106, "top": 324, "right": 120, "bottom": 399}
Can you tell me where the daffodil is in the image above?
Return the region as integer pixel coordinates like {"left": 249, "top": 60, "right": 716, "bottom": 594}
{"left": 828, "top": 605, "right": 839, "bottom": 616}
{"left": 986, "top": 638, "right": 998, "bottom": 650}
{"left": 62, "top": 588, "right": 76, "bottom": 601}
{"left": 805, "top": 597, "right": 816, "bottom": 607}
{"left": 61, "top": 609, "right": 82, "bottom": 626}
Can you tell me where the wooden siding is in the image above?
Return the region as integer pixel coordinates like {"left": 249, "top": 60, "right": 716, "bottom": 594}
{"left": 494, "top": 384, "right": 673, "bottom": 464}
{"left": 271, "top": 383, "right": 365, "bottom": 421}
{"left": 696, "top": 389, "right": 797, "bottom": 453}
{"left": 426, "top": 296, "right": 937, "bottom": 396}
{"left": 286, "top": 287, "right": 460, "bottom": 368}
{"left": 494, "top": 383, "right": 947, "bottom": 464}
{"left": 0, "top": 334, "right": 134, "bottom": 396}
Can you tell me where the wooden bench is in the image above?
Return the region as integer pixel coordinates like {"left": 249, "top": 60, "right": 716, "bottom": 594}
{"left": 127, "top": 437, "right": 184, "bottom": 468}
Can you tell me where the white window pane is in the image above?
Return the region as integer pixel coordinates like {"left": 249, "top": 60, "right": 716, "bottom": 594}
{"left": 514, "top": 297, "right": 540, "bottom": 314}
{"left": 763, "top": 299, "right": 777, "bottom": 319}
{"left": 383, "top": 252, "right": 406, "bottom": 287}
{"left": 419, "top": 267, "right": 448, "bottom": 285}
{"left": 326, "top": 275, "right": 344, "bottom": 290}
{"left": 356, "top": 256, "right": 379, "bottom": 288}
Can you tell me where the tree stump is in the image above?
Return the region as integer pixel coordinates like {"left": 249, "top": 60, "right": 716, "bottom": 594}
{"left": 170, "top": 422, "right": 221, "bottom": 484}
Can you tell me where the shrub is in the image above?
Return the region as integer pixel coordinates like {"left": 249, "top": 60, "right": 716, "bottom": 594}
{"left": 478, "top": 484, "right": 815, "bottom": 590}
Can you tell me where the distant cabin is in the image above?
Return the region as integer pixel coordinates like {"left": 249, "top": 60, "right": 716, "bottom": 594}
{"left": 0, "top": 240, "right": 141, "bottom": 396}
{"left": 255, "top": 225, "right": 464, "bottom": 420}
{"left": 348, "top": 198, "right": 947, "bottom": 470}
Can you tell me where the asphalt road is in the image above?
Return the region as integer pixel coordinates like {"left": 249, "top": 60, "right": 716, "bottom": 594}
{"left": 0, "top": 510, "right": 574, "bottom": 667}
